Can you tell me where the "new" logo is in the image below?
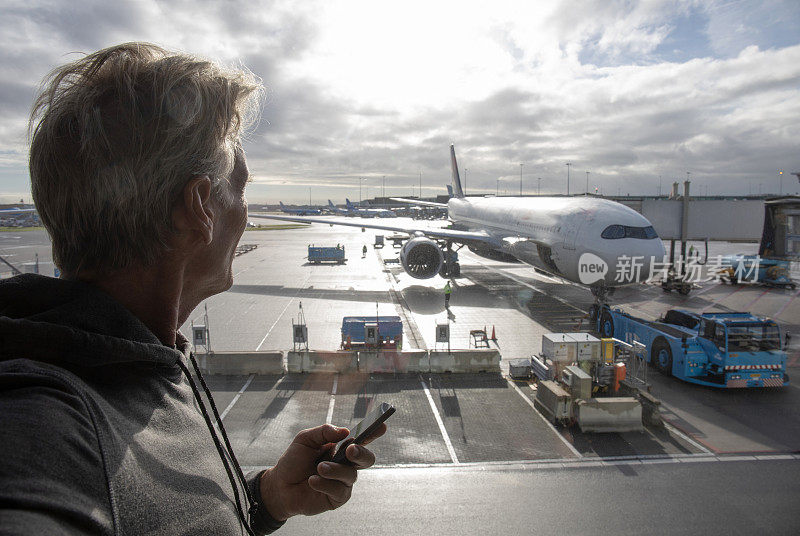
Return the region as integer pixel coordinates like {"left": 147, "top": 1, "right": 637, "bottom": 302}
{"left": 578, "top": 253, "right": 608, "bottom": 284}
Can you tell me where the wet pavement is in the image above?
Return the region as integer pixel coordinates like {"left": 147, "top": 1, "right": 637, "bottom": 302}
{"left": 3, "top": 220, "right": 799, "bottom": 466}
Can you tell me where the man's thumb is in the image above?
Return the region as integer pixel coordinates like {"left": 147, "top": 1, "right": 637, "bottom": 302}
{"left": 293, "top": 424, "right": 349, "bottom": 448}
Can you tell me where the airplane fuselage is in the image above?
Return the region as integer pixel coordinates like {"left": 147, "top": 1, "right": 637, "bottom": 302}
{"left": 448, "top": 196, "right": 665, "bottom": 288}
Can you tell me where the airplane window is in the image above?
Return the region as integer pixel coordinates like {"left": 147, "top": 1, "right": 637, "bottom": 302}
{"left": 602, "top": 225, "right": 659, "bottom": 239}
{"left": 601, "top": 225, "right": 625, "bottom": 239}
{"left": 625, "top": 225, "right": 659, "bottom": 239}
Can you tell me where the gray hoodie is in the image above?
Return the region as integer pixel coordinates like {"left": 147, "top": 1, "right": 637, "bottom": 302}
{"left": 0, "top": 274, "right": 283, "bottom": 535}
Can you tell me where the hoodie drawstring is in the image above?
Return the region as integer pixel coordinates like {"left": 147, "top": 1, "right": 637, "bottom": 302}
{"left": 187, "top": 353, "right": 259, "bottom": 511}
{"left": 177, "top": 354, "right": 257, "bottom": 536}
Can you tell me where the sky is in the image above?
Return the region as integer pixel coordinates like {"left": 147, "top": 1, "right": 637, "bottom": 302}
{"left": 1, "top": 0, "right": 799, "bottom": 205}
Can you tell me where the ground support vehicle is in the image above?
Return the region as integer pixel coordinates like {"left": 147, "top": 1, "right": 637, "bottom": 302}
{"left": 595, "top": 305, "right": 788, "bottom": 388}
{"left": 308, "top": 245, "right": 346, "bottom": 264}
{"left": 718, "top": 255, "right": 796, "bottom": 289}
{"left": 530, "top": 333, "right": 647, "bottom": 432}
{"left": 341, "top": 316, "right": 403, "bottom": 350}
{"left": 659, "top": 269, "right": 693, "bottom": 295}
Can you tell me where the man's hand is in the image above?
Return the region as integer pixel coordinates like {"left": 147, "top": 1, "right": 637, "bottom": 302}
{"left": 259, "top": 423, "right": 387, "bottom": 521}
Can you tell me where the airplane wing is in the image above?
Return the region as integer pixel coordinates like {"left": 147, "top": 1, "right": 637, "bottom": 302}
{"left": 249, "top": 212, "right": 500, "bottom": 247}
{"left": 389, "top": 197, "right": 447, "bottom": 208}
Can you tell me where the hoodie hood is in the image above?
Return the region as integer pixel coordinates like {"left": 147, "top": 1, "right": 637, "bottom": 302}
{"left": 0, "top": 273, "right": 182, "bottom": 368}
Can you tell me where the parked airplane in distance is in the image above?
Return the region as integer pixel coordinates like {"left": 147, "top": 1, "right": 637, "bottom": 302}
{"left": 253, "top": 146, "right": 665, "bottom": 303}
{"left": 278, "top": 201, "right": 322, "bottom": 216}
{"left": 345, "top": 198, "right": 397, "bottom": 218}
{"left": 327, "top": 200, "right": 349, "bottom": 215}
{"left": 0, "top": 207, "right": 37, "bottom": 214}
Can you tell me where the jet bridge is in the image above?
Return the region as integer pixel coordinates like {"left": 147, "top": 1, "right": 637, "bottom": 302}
{"left": 616, "top": 185, "right": 800, "bottom": 293}
{"left": 622, "top": 182, "right": 767, "bottom": 242}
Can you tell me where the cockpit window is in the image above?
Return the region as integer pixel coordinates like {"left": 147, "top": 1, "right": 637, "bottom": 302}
{"left": 601, "top": 224, "right": 658, "bottom": 239}
{"left": 601, "top": 225, "right": 625, "bottom": 239}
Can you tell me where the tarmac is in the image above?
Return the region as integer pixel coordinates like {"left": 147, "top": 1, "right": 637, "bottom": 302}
{"left": 162, "top": 217, "right": 799, "bottom": 468}
{"left": 3, "top": 221, "right": 800, "bottom": 533}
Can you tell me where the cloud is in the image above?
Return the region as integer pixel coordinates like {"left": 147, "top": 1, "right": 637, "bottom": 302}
{"left": 1, "top": 0, "right": 799, "bottom": 204}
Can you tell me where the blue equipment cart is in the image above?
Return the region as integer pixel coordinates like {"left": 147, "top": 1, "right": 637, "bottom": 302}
{"left": 341, "top": 316, "right": 403, "bottom": 349}
{"left": 718, "top": 255, "right": 796, "bottom": 289}
{"left": 308, "top": 245, "right": 346, "bottom": 264}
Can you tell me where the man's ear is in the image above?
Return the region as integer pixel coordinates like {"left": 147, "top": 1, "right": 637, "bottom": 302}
{"left": 173, "top": 176, "right": 214, "bottom": 246}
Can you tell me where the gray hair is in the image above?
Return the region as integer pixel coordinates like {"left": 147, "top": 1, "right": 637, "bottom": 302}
{"left": 29, "top": 42, "right": 262, "bottom": 276}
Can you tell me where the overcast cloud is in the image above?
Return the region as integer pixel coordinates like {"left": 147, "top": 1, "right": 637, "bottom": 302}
{"left": 1, "top": 0, "right": 799, "bottom": 204}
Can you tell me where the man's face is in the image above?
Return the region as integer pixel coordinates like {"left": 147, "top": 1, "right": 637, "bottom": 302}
{"left": 191, "top": 144, "right": 249, "bottom": 297}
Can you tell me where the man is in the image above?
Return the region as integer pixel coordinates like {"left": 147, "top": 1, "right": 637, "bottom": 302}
{"left": 444, "top": 281, "right": 452, "bottom": 308}
{"left": 0, "top": 43, "right": 384, "bottom": 535}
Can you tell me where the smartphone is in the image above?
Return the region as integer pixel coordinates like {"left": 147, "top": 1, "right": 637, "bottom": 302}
{"left": 321, "top": 402, "right": 395, "bottom": 466}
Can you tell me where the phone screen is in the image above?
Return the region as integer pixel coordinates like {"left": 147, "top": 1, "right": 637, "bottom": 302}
{"left": 327, "top": 402, "right": 395, "bottom": 465}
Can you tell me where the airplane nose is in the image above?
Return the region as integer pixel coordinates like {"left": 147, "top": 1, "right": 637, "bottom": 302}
{"left": 602, "top": 239, "right": 666, "bottom": 285}
{"left": 639, "top": 239, "right": 667, "bottom": 281}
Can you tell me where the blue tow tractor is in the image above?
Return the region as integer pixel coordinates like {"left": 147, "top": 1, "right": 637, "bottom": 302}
{"left": 595, "top": 305, "right": 789, "bottom": 388}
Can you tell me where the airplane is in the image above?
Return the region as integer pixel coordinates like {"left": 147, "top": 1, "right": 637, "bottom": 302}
{"left": 0, "top": 207, "right": 37, "bottom": 214}
{"left": 278, "top": 201, "right": 322, "bottom": 216}
{"left": 251, "top": 145, "right": 666, "bottom": 307}
{"left": 327, "top": 200, "right": 349, "bottom": 215}
{"left": 345, "top": 198, "right": 397, "bottom": 218}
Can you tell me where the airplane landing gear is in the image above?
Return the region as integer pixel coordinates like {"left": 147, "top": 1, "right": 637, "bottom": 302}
{"left": 439, "top": 261, "right": 461, "bottom": 278}
{"left": 439, "top": 241, "right": 461, "bottom": 278}
{"left": 589, "top": 285, "right": 614, "bottom": 326}
{"left": 590, "top": 284, "right": 614, "bottom": 303}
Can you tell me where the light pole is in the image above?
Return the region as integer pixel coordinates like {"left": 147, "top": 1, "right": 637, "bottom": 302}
{"left": 464, "top": 167, "right": 468, "bottom": 195}
{"left": 519, "top": 163, "right": 524, "bottom": 196}
{"left": 585, "top": 171, "right": 590, "bottom": 195}
{"left": 419, "top": 171, "right": 422, "bottom": 200}
{"left": 565, "top": 163, "right": 571, "bottom": 195}
{"left": 779, "top": 170, "right": 783, "bottom": 195}
{"left": 382, "top": 175, "right": 386, "bottom": 207}
{"left": 359, "top": 177, "right": 367, "bottom": 204}
{"left": 496, "top": 178, "right": 500, "bottom": 196}
{"left": 537, "top": 177, "right": 542, "bottom": 195}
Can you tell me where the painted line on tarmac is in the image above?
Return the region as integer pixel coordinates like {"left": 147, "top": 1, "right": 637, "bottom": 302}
{"left": 774, "top": 287, "right": 800, "bottom": 319}
{"left": 657, "top": 403, "right": 714, "bottom": 454}
{"left": 743, "top": 288, "right": 771, "bottom": 310}
{"left": 701, "top": 285, "right": 746, "bottom": 313}
{"left": 255, "top": 275, "right": 310, "bottom": 351}
{"left": 220, "top": 374, "right": 255, "bottom": 421}
{"left": 661, "top": 419, "right": 714, "bottom": 455}
{"left": 420, "top": 378, "right": 459, "bottom": 464}
{"left": 242, "top": 453, "right": 798, "bottom": 474}
{"left": 326, "top": 374, "right": 338, "bottom": 425}
{"left": 473, "top": 259, "right": 589, "bottom": 315}
{"left": 505, "top": 378, "right": 583, "bottom": 459}
{"left": 362, "top": 452, "right": 798, "bottom": 472}
{"left": 685, "top": 282, "right": 716, "bottom": 300}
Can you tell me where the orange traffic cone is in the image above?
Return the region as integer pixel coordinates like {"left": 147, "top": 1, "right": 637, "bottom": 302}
{"left": 491, "top": 325, "right": 497, "bottom": 341}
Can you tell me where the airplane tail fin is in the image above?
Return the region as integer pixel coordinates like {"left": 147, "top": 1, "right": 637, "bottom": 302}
{"left": 450, "top": 145, "right": 465, "bottom": 198}
{"left": 446, "top": 184, "right": 453, "bottom": 198}
{"left": 328, "top": 200, "right": 335, "bottom": 208}
{"left": 279, "top": 201, "right": 285, "bottom": 208}
{"left": 346, "top": 198, "right": 354, "bottom": 208}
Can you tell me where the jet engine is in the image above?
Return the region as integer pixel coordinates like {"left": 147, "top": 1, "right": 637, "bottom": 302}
{"left": 400, "top": 237, "right": 443, "bottom": 279}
